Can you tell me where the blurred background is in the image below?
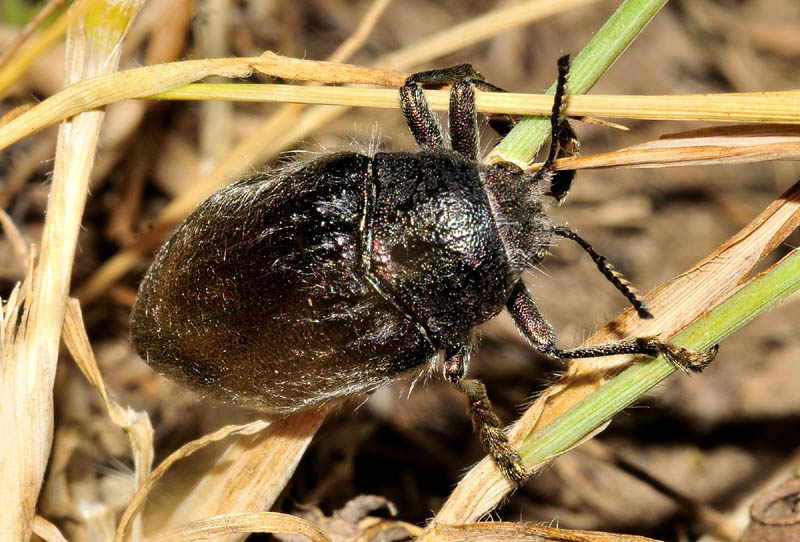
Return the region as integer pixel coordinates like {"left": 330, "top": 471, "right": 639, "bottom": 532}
{"left": 2, "top": 0, "right": 800, "bottom": 540}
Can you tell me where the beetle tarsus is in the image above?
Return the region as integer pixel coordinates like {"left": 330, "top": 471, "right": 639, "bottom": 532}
{"left": 456, "top": 378, "right": 529, "bottom": 486}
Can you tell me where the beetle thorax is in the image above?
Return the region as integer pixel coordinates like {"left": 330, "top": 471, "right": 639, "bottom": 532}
{"left": 368, "top": 151, "right": 516, "bottom": 348}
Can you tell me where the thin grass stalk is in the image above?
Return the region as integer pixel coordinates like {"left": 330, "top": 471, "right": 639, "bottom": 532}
{"left": 146, "top": 84, "right": 800, "bottom": 124}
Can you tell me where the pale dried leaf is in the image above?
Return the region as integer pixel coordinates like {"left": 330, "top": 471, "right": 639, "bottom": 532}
{"left": 421, "top": 522, "right": 660, "bottom": 542}
{"left": 147, "top": 411, "right": 327, "bottom": 542}
{"left": 146, "top": 512, "right": 332, "bottom": 542}
{"left": 548, "top": 124, "right": 800, "bottom": 171}
{"left": 33, "top": 515, "right": 70, "bottom": 542}
{"left": 62, "top": 299, "right": 154, "bottom": 498}
{"left": 115, "top": 419, "right": 271, "bottom": 541}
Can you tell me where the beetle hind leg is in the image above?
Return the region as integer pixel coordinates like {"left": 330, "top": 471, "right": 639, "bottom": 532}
{"left": 400, "top": 81, "right": 445, "bottom": 150}
{"left": 445, "top": 345, "right": 529, "bottom": 485}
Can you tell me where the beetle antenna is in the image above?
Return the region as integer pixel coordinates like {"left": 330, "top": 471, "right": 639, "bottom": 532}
{"left": 543, "top": 55, "right": 571, "bottom": 168}
{"left": 532, "top": 55, "right": 579, "bottom": 202}
{"left": 552, "top": 226, "right": 653, "bottom": 319}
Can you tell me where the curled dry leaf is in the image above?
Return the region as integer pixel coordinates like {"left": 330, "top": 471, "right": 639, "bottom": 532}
{"left": 59, "top": 299, "right": 153, "bottom": 540}
{"left": 114, "top": 418, "right": 269, "bottom": 539}
{"left": 62, "top": 299, "right": 154, "bottom": 485}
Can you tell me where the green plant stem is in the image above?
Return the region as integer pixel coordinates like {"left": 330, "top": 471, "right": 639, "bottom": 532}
{"left": 491, "top": 0, "right": 668, "bottom": 165}
{"left": 519, "top": 248, "right": 800, "bottom": 466}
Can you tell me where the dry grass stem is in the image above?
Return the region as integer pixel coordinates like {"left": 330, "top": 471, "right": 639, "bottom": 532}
{"left": 6, "top": 78, "right": 800, "bottom": 154}
{"left": 0, "top": 53, "right": 407, "bottom": 152}
{"left": 434, "top": 179, "right": 800, "bottom": 524}
{"left": 546, "top": 124, "right": 800, "bottom": 170}
{"left": 145, "top": 85, "right": 800, "bottom": 125}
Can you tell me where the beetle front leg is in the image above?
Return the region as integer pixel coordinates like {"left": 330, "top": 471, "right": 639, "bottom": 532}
{"left": 506, "top": 281, "right": 718, "bottom": 372}
{"left": 400, "top": 80, "right": 445, "bottom": 150}
{"left": 404, "top": 64, "right": 509, "bottom": 158}
{"left": 445, "top": 345, "right": 529, "bottom": 485}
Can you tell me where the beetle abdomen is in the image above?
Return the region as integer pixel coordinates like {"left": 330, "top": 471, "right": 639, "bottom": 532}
{"left": 131, "top": 153, "right": 434, "bottom": 413}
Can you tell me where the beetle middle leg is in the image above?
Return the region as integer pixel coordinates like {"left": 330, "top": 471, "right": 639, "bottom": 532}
{"left": 445, "top": 345, "right": 529, "bottom": 485}
{"left": 506, "top": 281, "right": 718, "bottom": 372}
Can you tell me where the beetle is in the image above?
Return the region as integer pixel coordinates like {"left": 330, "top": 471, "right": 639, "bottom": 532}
{"left": 131, "top": 56, "right": 717, "bottom": 484}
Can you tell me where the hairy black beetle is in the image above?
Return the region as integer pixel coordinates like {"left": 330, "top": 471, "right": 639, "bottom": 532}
{"left": 131, "top": 57, "right": 717, "bottom": 484}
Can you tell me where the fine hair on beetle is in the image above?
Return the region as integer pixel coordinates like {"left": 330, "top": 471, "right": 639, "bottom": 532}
{"left": 131, "top": 55, "right": 718, "bottom": 485}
